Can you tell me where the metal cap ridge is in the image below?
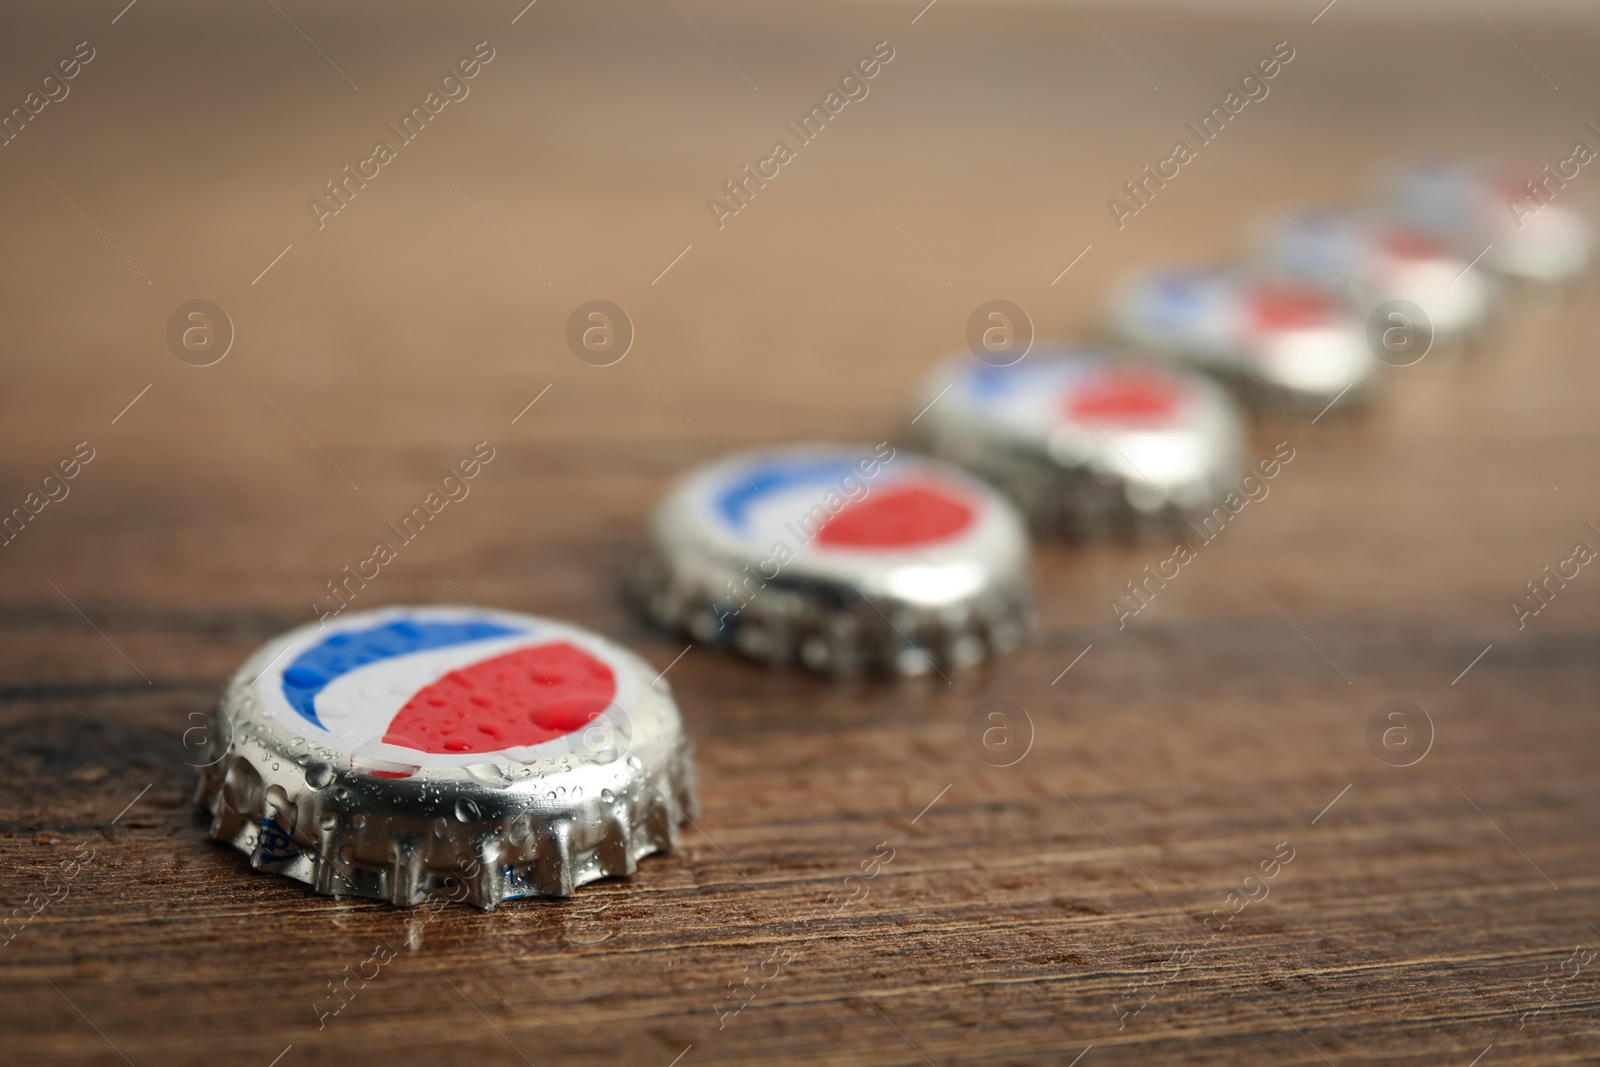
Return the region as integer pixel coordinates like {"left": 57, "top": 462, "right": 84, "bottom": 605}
{"left": 916, "top": 348, "right": 1245, "bottom": 540}
{"left": 194, "top": 605, "right": 698, "bottom": 909}
{"left": 632, "top": 443, "right": 1033, "bottom": 677}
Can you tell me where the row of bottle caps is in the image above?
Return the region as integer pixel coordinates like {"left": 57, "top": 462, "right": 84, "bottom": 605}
{"left": 633, "top": 159, "right": 1590, "bottom": 679}
{"left": 197, "top": 160, "right": 1586, "bottom": 907}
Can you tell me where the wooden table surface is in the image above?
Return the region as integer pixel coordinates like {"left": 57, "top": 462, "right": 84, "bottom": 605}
{"left": 3, "top": 1, "right": 1599, "bottom": 1064}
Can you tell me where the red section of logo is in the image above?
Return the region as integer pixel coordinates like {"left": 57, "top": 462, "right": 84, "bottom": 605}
{"left": 817, "top": 484, "right": 975, "bottom": 548}
{"left": 1379, "top": 229, "right": 1449, "bottom": 261}
{"left": 1252, "top": 286, "right": 1335, "bottom": 331}
{"left": 1062, "top": 367, "right": 1183, "bottom": 427}
{"left": 383, "top": 641, "right": 617, "bottom": 754}
{"left": 1496, "top": 176, "right": 1538, "bottom": 204}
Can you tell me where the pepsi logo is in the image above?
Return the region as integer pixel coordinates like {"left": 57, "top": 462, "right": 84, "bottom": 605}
{"left": 257, "top": 612, "right": 638, "bottom": 771}
{"left": 950, "top": 352, "right": 1199, "bottom": 445}
{"left": 707, "top": 450, "right": 980, "bottom": 555}
{"left": 670, "top": 446, "right": 1022, "bottom": 633}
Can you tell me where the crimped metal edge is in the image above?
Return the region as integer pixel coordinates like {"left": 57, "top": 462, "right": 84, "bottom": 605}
{"left": 194, "top": 625, "right": 698, "bottom": 910}
{"left": 917, "top": 422, "right": 1240, "bottom": 543}
{"left": 628, "top": 543, "right": 1034, "bottom": 678}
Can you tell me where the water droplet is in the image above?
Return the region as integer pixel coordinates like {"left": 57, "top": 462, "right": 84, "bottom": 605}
{"left": 601, "top": 789, "right": 615, "bottom": 803}
{"left": 319, "top": 814, "right": 337, "bottom": 831}
{"left": 351, "top": 813, "right": 368, "bottom": 829}
{"left": 465, "top": 762, "right": 509, "bottom": 788}
{"left": 454, "top": 798, "right": 481, "bottom": 822}
{"left": 306, "top": 762, "right": 334, "bottom": 789}
{"left": 627, "top": 756, "right": 643, "bottom": 770}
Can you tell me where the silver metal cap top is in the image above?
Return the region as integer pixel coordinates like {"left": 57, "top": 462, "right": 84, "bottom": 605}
{"left": 633, "top": 444, "right": 1032, "bottom": 676}
{"left": 917, "top": 348, "right": 1244, "bottom": 535}
{"left": 195, "top": 606, "right": 697, "bottom": 908}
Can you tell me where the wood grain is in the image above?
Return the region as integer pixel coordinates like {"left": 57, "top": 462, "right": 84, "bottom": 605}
{"left": 2, "top": 2, "right": 1599, "bottom": 1064}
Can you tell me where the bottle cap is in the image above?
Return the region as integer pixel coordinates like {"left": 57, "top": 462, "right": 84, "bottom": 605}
{"left": 632, "top": 444, "right": 1032, "bottom": 677}
{"left": 194, "top": 606, "right": 697, "bottom": 908}
{"left": 1379, "top": 160, "right": 1592, "bottom": 285}
{"left": 1251, "top": 208, "right": 1492, "bottom": 340}
{"left": 916, "top": 349, "right": 1243, "bottom": 538}
{"left": 1113, "top": 266, "right": 1376, "bottom": 405}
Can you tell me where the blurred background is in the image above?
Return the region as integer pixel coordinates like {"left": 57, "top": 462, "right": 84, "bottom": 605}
{"left": 3, "top": 2, "right": 1599, "bottom": 1065}
{"left": 2, "top": 0, "right": 1597, "bottom": 624}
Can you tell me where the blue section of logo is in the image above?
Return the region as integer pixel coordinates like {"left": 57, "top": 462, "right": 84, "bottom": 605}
{"left": 966, "top": 350, "right": 1095, "bottom": 398}
{"left": 280, "top": 617, "right": 525, "bottom": 728}
{"left": 1148, "top": 272, "right": 1210, "bottom": 331}
{"left": 716, "top": 459, "right": 861, "bottom": 528}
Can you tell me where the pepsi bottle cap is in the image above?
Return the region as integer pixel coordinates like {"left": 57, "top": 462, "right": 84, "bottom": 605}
{"left": 1378, "top": 160, "right": 1592, "bottom": 285}
{"left": 916, "top": 349, "right": 1244, "bottom": 539}
{"left": 194, "top": 606, "right": 697, "bottom": 908}
{"left": 1251, "top": 208, "right": 1493, "bottom": 341}
{"left": 632, "top": 444, "right": 1032, "bottom": 677}
{"left": 1112, "top": 267, "right": 1377, "bottom": 406}
{"left": 1363, "top": 227, "right": 1493, "bottom": 338}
